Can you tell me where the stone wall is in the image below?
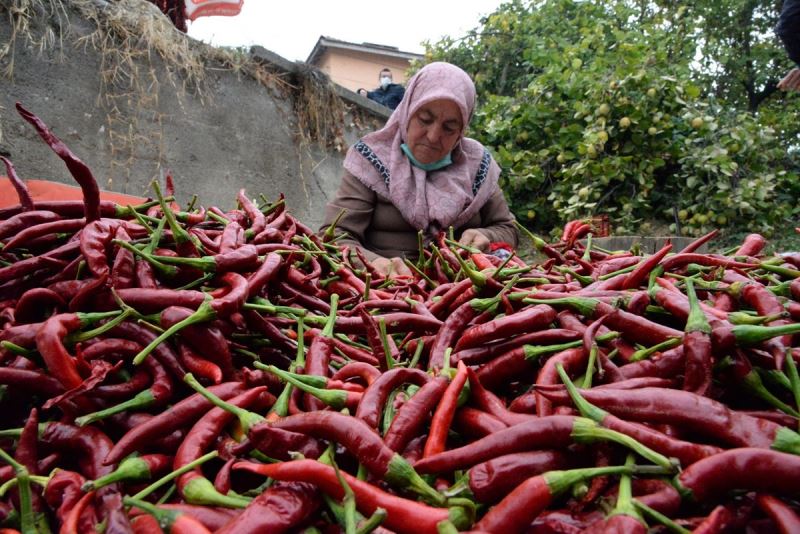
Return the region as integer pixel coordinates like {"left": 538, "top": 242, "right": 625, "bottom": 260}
{"left": 0, "top": 0, "right": 391, "bottom": 228}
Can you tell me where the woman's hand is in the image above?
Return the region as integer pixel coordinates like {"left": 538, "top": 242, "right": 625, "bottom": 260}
{"left": 458, "top": 229, "right": 490, "bottom": 252}
{"left": 778, "top": 68, "right": 800, "bottom": 91}
{"left": 371, "top": 256, "right": 413, "bottom": 279}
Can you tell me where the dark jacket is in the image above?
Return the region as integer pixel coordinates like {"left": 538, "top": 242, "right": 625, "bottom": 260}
{"left": 366, "top": 84, "right": 405, "bottom": 110}
{"left": 777, "top": 0, "right": 800, "bottom": 65}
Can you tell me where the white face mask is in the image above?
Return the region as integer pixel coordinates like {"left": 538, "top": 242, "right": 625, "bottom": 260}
{"left": 380, "top": 76, "right": 392, "bottom": 88}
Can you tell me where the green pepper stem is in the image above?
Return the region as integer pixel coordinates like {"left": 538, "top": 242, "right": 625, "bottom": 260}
{"left": 685, "top": 279, "right": 712, "bottom": 334}
{"left": 357, "top": 508, "right": 387, "bottom": 534}
{"left": 609, "top": 454, "right": 644, "bottom": 522}
{"left": 628, "top": 337, "right": 682, "bottom": 362}
{"left": 555, "top": 363, "right": 608, "bottom": 422}
{"left": 571, "top": 418, "right": 676, "bottom": 471}
{"left": 525, "top": 331, "right": 618, "bottom": 360}
{"left": 114, "top": 239, "right": 178, "bottom": 278}
{"left": 322, "top": 294, "right": 340, "bottom": 338}
{"left": 634, "top": 500, "right": 691, "bottom": 534}
{"left": 183, "top": 373, "right": 264, "bottom": 432}
{"left": 75, "top": 389, "right": 156, "bottom": 427}
{"left": 523, "top": 297, "right": 599, "bottom": 318}
{"left": 741, "top": 370, "right": 800, "bottom": 417}
{"left": 784, "top": 351, "right": 800, "bottom": 432}
{"left": 83, "top": 456, "right": 152, "bottom": 491}
{"left": 68, "top": 309, "right": 133, "bottom": 344}
{"left": 378, "top": 318, "right": 397, "bottom": 369}
{"left": 258, "top": 364, "right": 348, "bottom": 410}
{"left": 733, "top": 322, "right": 800, "bottom": 346}
{"left": 133, "top": 300, "right": 215, "bottom": 365}
{"left": 131, "top": 451, "right": 218, "bottom": 500}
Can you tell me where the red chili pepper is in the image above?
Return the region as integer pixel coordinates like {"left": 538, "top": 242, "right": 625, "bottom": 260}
{"left": 536, "top": 386, "right": 800, "bottom": 452}
{"left": 176, "top": 339, "right": 223, "bottom": 384}
{"left": 60, "top": 490, "right": 96, "bottom": 534}
{"left": 465, "top": 366, "right": 535, "bottom": 426}
{"left": 383, "top": 375, "right": 449, "bottom": 452}
{"left": 0, "top": 367, "right": 65, "bottom": 398}
{"left": 0, "top": 209, "right": 61, "bottom": 241}
{"left": 161, "top": 306, "right": 234, "bottom": 379}
{"left": 132, "top": 504, "right": 239, "bottom": 532}
{"left": 469, "top": 450, "right": 573, "bottom": 503}
{"left": 13, "top": 287, "right": 66, "bottom": 324}
{"left": 270, "top": 411, "right": 442, "bottom": 502}
{"left": 174, "top": 387, "right": 269, "bottom": 508}
{"left": 621, "top": 242, "right": 672, "bottom": 290}
{"left": 475, "top": 465, "right": 633, "bottom": 534}
{"left": 735, "top": 233, "right": 767, "bottom": 256}
{"left": 474, "top": 344, "right": 538, "bottom": 391}
{"left": 34, "top": 311, "right": 116, "bottom": 389}
{"left": 454, "top": 328, "right": 580, "bottom": 366}
{"left": 678, "top": 448, "right": 800, "bottom": 502}
{"left": 454, "top": 304, "right": 556, "bottom": 352}
{"left": 413, "top": 415, "right": 579, "bottom": 474}
{"left": 111, "top": 226, "right": 135, "bottom": 289}
{"left": 245, "top": 252, "right": 282, "bottom": 299}
{"left": 233, "top": 459, "right": 467, "bottom": 533}
{"left": 756, "top": 494, "right": 800, "bottom": 534}
{"left": 453, "top": 406, "right": 508, "bottom": 439}
{"left": 16, "top": 103, "right": 101, "bottom": 222}
{"left": 213, "top": 481, "right": 320, "bottom": 534}
{"left": 355, "top": 367, "right": 430, "bottom": 428}
{"left": 0, "top": 156, "right": 34, "bottom": 211}
{"left": 104, "top": 381, "right": 244, "bottom": 465}
{"left": 424, "top": 360, "right": 470, "bottom": 457}
{"left": 41, "top": 422, "right": 132, "bottom": 532}
{"left": 1, "top": 218, "right": 85, "bottom": 254}
{"left": 124, "top": 497, "right": 213, "bottom": 534}
{"left": 683, "top": 279, "right": 713, "bottom": 396}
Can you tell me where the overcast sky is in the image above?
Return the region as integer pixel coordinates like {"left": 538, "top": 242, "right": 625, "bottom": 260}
{"left": 187, "top": 1, "right": 506, "bottom": 62}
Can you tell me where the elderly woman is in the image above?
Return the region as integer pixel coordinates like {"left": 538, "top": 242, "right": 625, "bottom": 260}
{"left": 320, "top": 62, "right": 518, "bottom": 277}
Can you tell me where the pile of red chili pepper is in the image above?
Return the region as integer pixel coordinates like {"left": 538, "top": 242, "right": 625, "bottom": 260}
{"left": 2, "top": 103, "right": 800, "bottom": 533}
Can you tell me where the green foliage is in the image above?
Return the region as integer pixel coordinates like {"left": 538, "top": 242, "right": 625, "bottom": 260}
{"left": 424, "top": 0, "right": 800, "bottom": 241}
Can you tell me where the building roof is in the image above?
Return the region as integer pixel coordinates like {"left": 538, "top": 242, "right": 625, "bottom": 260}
{"left": 305, "top": 36, "right": 424, "bottom": 65}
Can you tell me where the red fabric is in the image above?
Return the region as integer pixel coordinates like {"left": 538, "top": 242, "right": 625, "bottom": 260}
{"left": 0, "top": 177, "right": 147, "bottom": 209}
{"left": 184, "top": 0, "right": 243, "bottom": 21}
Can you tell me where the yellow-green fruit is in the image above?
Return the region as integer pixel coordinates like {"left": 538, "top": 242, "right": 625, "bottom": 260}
{"left": 597, "top": 130, "right": 609, "bottom": 143}
{"left": 619, "top": 117, "right": 631, "bottom": 129}
{"left": 578, "top": 186, "right": 590, "bottom": 199}
{"left": 716, "top": 215, "right": 727, "bottom": 225}
{"left": 696, "top": 214, "right": 708, "bottom": 224}
{"left": 678, "top": 209, "right": 688, "bottom": 220}
{"left": 556, "top": 153, "right": 567, "bottom": 163}
{"left": 648, "top": 127, "right": 658, "bottom": 135}
{"left": 647, "top": 88, "right": 657, "bottom": 98}
{"left": 527, "top": 209, "right": 536, "bottom": 220}
{"left": 691, "top": 117, "right": 704, "bottom": 129}
{"left": 596, "top": 103, "right": 611, "bottom": 116}
{"left": 572, "top": 58, "right": 583, "bottom": 69}
{"left": 586, "top": 145, "right": 598, "bottom": 158}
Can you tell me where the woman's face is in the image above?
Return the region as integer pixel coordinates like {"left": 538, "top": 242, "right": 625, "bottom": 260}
{"left": 405, "top": 99, "right": 463, "bottom": 164}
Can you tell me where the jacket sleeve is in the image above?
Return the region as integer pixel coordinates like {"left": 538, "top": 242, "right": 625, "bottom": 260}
{"left": 777, "top": 0, "right": 800, "bottom": 66}
{"left": 475, "top": 188, "right": 519, "bottom": 248}
{"left": 318, "top": 171, "right": 382, "bottom": 262}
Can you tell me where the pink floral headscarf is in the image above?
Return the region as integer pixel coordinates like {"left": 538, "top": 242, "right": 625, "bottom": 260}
{"left": 343, "top": 62, "right": 501, "bottom": 234}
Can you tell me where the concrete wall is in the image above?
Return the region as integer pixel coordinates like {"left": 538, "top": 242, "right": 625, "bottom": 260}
{"left": 0, "top": 0, "right": 390, "bottom": 229}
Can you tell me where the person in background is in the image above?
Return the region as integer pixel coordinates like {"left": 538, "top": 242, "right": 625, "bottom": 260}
{"left": 357, "top": 68, "right": 406, "bottom": 110}
{"left": 777, "top": 0, "right": 800, "bottom": 91}
{"left": 321, "top": 62, "right": 518, "bottom": 278}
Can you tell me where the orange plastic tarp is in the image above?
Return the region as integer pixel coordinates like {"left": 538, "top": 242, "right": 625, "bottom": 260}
{"left": 0, "top": 177, "right": 147, "bottom": 209}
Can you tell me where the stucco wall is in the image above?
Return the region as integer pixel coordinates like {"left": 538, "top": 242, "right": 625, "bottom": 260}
{"left": 0, "top": 0, "right": 388, "bottom": 229}
{"left": 318, "top": 49, "right": 412, "bottom": 93}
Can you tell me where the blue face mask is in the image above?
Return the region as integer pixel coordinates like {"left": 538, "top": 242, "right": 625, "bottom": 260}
{"left": 401, "top": 143, "right": 453, "bottom": 171}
